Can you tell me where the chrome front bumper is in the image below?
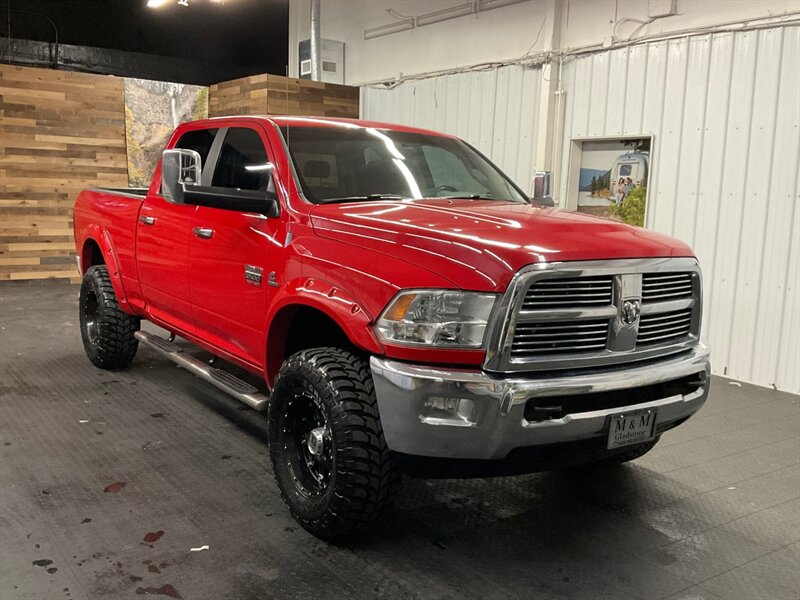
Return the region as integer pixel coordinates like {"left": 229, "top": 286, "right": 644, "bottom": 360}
{"left": 370, "top": 344, "right": 711, "bottom": 460}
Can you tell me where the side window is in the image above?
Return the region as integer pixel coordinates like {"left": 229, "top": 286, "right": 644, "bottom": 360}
{"left": 211, "top": 128, "right": 271, "bottom": 191}
{"left": 175, "top": 128, "right": 218, "bottom": 168}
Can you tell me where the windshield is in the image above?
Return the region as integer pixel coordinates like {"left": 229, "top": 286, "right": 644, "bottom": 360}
{"left": 279, "top": 124, "right": 529, "bottom": 204}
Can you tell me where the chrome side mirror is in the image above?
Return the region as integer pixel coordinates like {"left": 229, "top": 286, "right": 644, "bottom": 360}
{"left": 531, "top": 171, "right": 555, "bottom": 207}
{"left": 161, "top": 149, "right": 202, "bottom": 204}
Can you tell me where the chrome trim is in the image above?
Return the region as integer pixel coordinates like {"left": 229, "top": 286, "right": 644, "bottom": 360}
{"left": 245, "top": 265, "right": 263, "bottom": 287}
{"left": 370, "top": 344, "right": 710, "bottom": 460}
{"left": 640, "top": 297, "right": 694, "bottom": 314}
{"left": 516, "top": 306, "right": 618, "bottom": 321}
{"left": 192, "top": 227, "right": 214, "bottom": 239}
{"left": 134, "top": 331, "right": 269, "bottom": 411}
{"left": 483, "top": 258, "right": 703, "bottom": 373}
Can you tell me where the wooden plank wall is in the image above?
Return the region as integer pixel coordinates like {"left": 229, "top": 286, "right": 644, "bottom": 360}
{"left": 0, "top": 64, "right": 128, "bottom": 281}
{"left": 0, "top": 66, "right": 360, "bottom": 282}
{"left": 209, "top": 74, "right": 359, "bottom": 118}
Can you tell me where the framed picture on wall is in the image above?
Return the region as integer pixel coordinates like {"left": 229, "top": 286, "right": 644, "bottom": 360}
{"left": 564, "top": 136, "right": 652, "bottom": 227}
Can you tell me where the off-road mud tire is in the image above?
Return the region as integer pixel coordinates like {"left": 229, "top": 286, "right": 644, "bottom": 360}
{"left": 79, "top": 265, "right": 139, "bottom": 370}
{"left": 268, "top": 347, "right": 400, "bottom": 539}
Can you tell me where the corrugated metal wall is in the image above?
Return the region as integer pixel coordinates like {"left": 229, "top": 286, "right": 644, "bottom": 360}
{"left": 558, "top": 27, "right": 800, "bottom": 393}
{"left": 362, "top": 26, "right": 800, "bottom": 393}
{"left": 361, "top": 65, "right": 542, "bottom": 192}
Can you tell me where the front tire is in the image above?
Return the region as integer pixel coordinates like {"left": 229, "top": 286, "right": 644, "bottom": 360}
{"left": 268, "top": 348, "right": 399, "bottom": 539}
{"left": 79, "top": 265, "right": 140, "bottom": 370}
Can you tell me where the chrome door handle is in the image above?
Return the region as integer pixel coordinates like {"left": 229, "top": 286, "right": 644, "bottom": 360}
{"left": 192, "top": 227, "right": 214, "bottom": 239}
{"left": 139, "top": 215, "right": 156, "bottom": 225}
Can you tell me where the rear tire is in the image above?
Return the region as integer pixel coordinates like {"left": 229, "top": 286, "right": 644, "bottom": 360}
{"left": 79, "top": 265, "right": 140, "bottom": 370}
{"left": 268, "top": 347, "right": 399, "bottom": 539}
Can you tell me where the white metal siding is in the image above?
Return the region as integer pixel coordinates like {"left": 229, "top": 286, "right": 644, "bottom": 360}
{"left": 361, "top": 65, "right": 542, "bottom": 192}
{"left": 361, "top": 26, "right": 800, "bottom": 392}
{"left": 558, "top": 27, "right": 800, "bottom": 392}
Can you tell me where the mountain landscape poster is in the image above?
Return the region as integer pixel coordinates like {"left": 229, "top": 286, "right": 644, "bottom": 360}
{"left": 124, "top": 78, "right": 208, "bottom": 187}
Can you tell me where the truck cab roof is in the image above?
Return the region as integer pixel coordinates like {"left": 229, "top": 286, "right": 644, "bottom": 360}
{"left": 183, "top": 115, "right": 458, "bottom": 139}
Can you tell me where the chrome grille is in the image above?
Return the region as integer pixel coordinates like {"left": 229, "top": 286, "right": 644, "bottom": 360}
{"left": 522, "top": 276, "right": 613, "bottom": 310}
{"left": 485, "top": 258, "right": 702, "bottom": 373}
{"left": 511, "top": 320, "right": 609, "bottom": 357}
{"left": 642, "top": 272, "right": 693, "bottom": 301}
{"left": 637, "top": 308, "right": 693, "bottom": 346}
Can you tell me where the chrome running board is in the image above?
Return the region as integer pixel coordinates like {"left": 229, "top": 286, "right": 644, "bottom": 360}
{"left": 134, "top": 331, "right": 269, "bottom": 411}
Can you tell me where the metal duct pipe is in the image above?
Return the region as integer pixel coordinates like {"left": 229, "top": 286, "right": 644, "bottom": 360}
{"left": 309, "top": 0, "right": 321, "bottom": 81}
{"left": 364, "top": 0, "right": 529, "bottom": 40}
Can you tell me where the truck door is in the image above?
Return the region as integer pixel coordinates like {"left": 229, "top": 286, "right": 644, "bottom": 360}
{"left": 188, "top": 125, "right": 284, "bottom": 368}
{"left": 136, "top": 127, "right": 218, "bottom": 333}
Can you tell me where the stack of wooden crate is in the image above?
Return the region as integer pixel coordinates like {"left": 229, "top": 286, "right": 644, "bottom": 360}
{"left": 209, "top": 73, "right": 359, "bottom": 119}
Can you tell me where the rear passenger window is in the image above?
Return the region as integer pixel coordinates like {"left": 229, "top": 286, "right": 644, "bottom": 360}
{"left": 211, "top": 128, "right": 271, "bottom": 191}
{"left": 175, "top": 128, "right": 218, "bottom": 168}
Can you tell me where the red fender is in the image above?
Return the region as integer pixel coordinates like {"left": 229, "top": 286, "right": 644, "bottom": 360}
{"left": 81, "top": 225, "right": 132, "bottom": 312}
{"left": 264, "top": 276, "right": 385, "bottom": 384}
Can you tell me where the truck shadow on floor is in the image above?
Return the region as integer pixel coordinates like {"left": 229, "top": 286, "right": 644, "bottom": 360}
{"left": 301, "top": 466, "right": 693, "bottom": 597}
{"left": 365, "top": 464, "right": 670, "bottom": 547}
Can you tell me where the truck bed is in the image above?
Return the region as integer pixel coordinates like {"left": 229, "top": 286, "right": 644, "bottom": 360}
{"left": 73, "top": 187, "right": 148, "bottom": 303}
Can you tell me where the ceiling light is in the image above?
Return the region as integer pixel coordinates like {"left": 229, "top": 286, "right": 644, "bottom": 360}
{"left": 146, "top": 0, "right": 171, "bottom": 7}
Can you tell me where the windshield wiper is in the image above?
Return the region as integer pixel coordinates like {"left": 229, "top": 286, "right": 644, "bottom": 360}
{"left": 317, "top": 194, "right": 406, "bottom": 204}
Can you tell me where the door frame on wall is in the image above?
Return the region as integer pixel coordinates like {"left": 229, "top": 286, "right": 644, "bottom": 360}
{"left": 564, "top": 134, "right": 655, "bottom": 227}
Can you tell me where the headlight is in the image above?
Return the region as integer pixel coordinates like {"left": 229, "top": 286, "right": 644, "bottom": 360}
{"left": 376, "top": 290, "right": 498, "bottom": 348}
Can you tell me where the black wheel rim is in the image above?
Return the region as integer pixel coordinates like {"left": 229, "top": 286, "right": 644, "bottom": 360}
{"left": 283, "top": 392, "right": 333, "bottom": 497}
{"left": 83, "top": 290, "right": 100, "bottom": 346}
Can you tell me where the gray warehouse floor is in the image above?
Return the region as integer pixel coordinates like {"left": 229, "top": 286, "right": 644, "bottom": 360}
{"left": 1, "top": 281, "right": 798, "bottom": 600}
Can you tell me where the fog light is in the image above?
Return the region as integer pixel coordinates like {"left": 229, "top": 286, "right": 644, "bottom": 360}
{"left": 420, "top": 397, "right": 476, "bottom": 426}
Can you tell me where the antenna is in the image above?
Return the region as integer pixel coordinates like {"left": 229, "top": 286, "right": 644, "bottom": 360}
{"left": 285, "top": 64, "right": 290, "bottom": 146}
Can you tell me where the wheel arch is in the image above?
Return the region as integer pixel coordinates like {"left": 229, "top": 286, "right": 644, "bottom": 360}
{"left": 80, "top": 238, "right": 104, "bottom": 271}
{"left": 79, "top": 226, "right": 131, "bottom": 312}
{"left": 265, "top": 283, "right": 384, "bottom": 385}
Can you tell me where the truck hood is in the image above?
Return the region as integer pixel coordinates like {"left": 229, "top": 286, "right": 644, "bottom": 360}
{"left": 309, "top": 199, "right": 694, "bottom": 292}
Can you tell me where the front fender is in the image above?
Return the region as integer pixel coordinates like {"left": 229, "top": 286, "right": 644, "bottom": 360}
{"left": 265, "top": 276, "right": 385, "bottom": 383}
{"left": 81, "top": 225, "right": 131, "bottom": 312}
{"left": 268, "top": 276, "right": 384, "bottom": 352}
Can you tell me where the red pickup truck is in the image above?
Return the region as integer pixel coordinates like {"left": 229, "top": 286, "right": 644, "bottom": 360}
{"left": 73, "top": 116, "right": 710, "bottom": 538}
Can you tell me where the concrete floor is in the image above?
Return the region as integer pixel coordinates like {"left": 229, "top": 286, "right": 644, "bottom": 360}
{"left": 1, "top": 281, "right": 798, "bottom": 600}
